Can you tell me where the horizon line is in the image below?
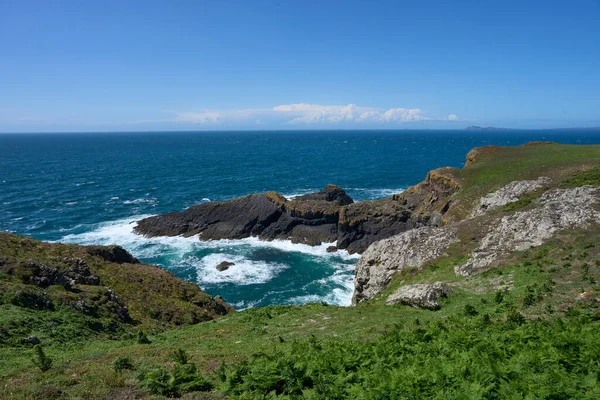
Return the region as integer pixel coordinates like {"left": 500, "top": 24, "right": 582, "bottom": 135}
{"left": 2, "top": 126, "right": 600, "bottom": 135}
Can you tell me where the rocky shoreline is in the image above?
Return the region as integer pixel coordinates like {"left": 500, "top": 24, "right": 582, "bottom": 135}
{"left": 134, "top": 171, "right": 460, "bottom": 254}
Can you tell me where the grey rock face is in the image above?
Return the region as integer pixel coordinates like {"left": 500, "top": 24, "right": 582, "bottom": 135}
{"left": 28, "top": 258, "right": 100, "bottom": 290}
{"left": 352, "top": 226, "right": 457, "bottom": 304}
{"left": 456, "top": 186, "right": 600, "bottom": 276}
{"left": 471, "top": 177, "right": 551, "bottom": 217}
{"left": 386, "top": 282, "right": 452, "bottom": 309}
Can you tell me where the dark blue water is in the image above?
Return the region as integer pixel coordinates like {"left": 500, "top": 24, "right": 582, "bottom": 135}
{"left": 2, "top": 130, "right": 599, "bottom": 308}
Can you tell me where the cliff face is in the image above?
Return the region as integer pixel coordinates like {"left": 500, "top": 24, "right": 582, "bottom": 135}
{"left": 135, "top": 174, "right": 461, "bottom": 254}
{"left": 352, "top": 143, "right": 600, "bottom": 305}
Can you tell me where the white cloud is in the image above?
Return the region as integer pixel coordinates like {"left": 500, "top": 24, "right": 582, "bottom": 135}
{"left": 272, "top": 103, "right": 430, "bottom": 124}
{"left": 148, "top": 103, "right": 457, "bottom": 126}
{"left": 174, "top": 111, "right": 223, "bottom": 124}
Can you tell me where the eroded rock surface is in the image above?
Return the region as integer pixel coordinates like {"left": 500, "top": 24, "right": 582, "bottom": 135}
{"left": 352, "top": 226, "right": 457, "bottom": 304}
{"left": 456, "top": 186, "right": 600, "bottom": 276}
{"left": 386, "top": 282, "right": 452, "bottom": 309}
{"left": 471, "top": 177, "right": 551, "bottom": 217}
{"left": 135, "top": 178, "right": 461, "bottom": 253}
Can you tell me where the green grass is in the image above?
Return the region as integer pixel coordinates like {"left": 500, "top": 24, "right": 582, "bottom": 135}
{"left": 2, "top": 231, "right": 599, "bottom": 398}
{"left": 446, "top": 143, "right": 600, "bottom": 220}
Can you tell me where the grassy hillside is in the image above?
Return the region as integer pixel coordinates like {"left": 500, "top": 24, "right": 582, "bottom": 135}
{"left": 2, "top": 143, "right": 600, "bottom": 399}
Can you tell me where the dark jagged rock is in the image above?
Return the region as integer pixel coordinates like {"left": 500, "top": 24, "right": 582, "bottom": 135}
{"left": 134, "top": 186, "right": 355, "bottom": 247}
{"left": 134, "top": 179, "right": 461, "bottom": 254}
{"left": 216, "top": 261, "right": 235, "bottom": 271}
{"left": 87, "top": 245, "right": 139, "bottom": 264}
{"left": 294, "top": 184, "right": 354, "bottom": 205}
{"left": 337, "top": 198, "right": 420, "bottom": 254}
{"left": 326, "top": 246, "right": 338, "bottom": 253}
{"left": 134, "top": 193, "right": 285, "bottom": 239}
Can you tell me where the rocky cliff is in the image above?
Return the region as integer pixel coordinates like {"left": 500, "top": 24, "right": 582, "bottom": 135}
{"left": 135, "top": 176, "right": 460, "bottom": 254}
{"left": 352, "top": 143, "right": 600, "bottom": 305}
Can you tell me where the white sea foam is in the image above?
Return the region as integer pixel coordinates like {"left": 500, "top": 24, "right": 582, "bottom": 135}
{"left": 178, "top": 253, "right": 288, "bottom": 285}
{"left": 348, "top": 187, "right": 405, "bottom": 199}
{"left": 59, "top": 215, "right": 358, "bottom": 306}
{"left": 282, "top": 189, "right": 316, "bottom": 200}
{"left": 287, "top": 262, "right": 355, "bottom": 306}
{"left": 123, "top": 198, "right": 159, "bottom": 205}
{"left": 60, "top": 215, "right": 359, "bottom": 261}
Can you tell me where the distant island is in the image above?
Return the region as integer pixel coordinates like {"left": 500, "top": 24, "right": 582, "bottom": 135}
{"left": 465, "top": 126, "right": 515, "bottom": 131}
{"left": 465, "top": 125, "right": 600, "bottom": 132}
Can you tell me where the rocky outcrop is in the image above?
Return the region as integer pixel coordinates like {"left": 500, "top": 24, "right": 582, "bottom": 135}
{"left": 337, "top": 197, "right": 418, "bottom": 254}
{"left": 464, "top": 146, "right": 500, "bottom": 167}
{"left": 293, "top": 184, "right": 354, "bottom": 205}
{"left": 0, "top": 232, "right": 233, "bottom": 335}
{"left": 471, "top": 177, "right": 551, "bottom": 217}
{"left": 456, "top": 186, "right": 600, "bottom": 276}
{"left": 134, "top": 187, "right": 346, "bottom": 246}
{"left": 23, "top": 257, "right": 100, "bottom": 290}
{"left": 352, "top": 226, "right": 458, "bottom": 304}
{"left": 135, "top": 180, "right": 460, "bottom": 253}
{"left": 86, "top": 245, "right": 139, "bottom": 264}
{"left": 386, "top": 282, "right": 452, "bottom": 309}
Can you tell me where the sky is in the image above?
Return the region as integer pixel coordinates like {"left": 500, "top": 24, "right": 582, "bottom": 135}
{"left": 1, "top": 0, "right": 599, "bottom": 132}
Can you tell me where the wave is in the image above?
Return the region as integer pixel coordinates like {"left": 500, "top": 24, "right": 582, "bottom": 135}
{"left": 122, "top": 198, "right": 159, "bottom": 205}
{"left": 282, "top": 187, "right": 404, "bottom": 202}
{"left": 177, "top": 253, "right": 289, "bottom": 286}
{"left": 287, "top": 262, "right": 355, "bottom": 306}
{"left": 61, "top": 216, "right": 359, "bottom": 261}
{"left": 59, "top": 215, "right": 359, "bottom": 307}
{"left": 346, "top": 187, "right": 405, "bottom": 200}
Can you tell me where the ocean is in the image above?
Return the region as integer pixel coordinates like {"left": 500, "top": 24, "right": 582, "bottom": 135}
{"left": 2, "top": 130, "right": 600, "bottom": 308}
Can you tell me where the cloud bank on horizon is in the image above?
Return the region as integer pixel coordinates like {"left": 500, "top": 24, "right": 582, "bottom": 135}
{"left": 171, "top": 103, "right": 459, "bottom": 126}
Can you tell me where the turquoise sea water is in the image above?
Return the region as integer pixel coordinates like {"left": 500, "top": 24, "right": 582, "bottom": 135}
{"left": 2, "top": 130, "right": 600, "bottom": 308}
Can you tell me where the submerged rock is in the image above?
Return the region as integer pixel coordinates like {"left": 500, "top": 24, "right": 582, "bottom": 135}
{"left": 216, "top": 261, "right": 235, "bottom": 271}
{"left": 386, "top": 282, "right": 452, "bottom": 310}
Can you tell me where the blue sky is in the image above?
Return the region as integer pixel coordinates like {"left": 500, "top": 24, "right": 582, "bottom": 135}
{"left": 1, "top": 0, "right": 599, "bottom": 132}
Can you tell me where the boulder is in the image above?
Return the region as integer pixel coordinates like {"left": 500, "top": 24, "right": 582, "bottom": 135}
{"left": 326, "top": 246, "right": 338, "bottom": 253}
{"left": 386, "top": 282, "right": 452, "bottom": 310}
{"left": 216, "top": 261, "right": 235, "bottom": 272}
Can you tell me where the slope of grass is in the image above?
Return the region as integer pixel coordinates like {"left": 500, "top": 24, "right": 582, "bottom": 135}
{"left": 446, "top": 143, "right": 600, "bottom": 220}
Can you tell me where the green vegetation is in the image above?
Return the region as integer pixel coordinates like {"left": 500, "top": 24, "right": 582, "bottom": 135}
{"left": 2, "top": 144, "right": 600, "bottom": 398}
{"left": 446, "top": 143, "right": 600, "bottom": 220}
{"left": 31, "top": 344, "right": 52, "bottom": 372}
